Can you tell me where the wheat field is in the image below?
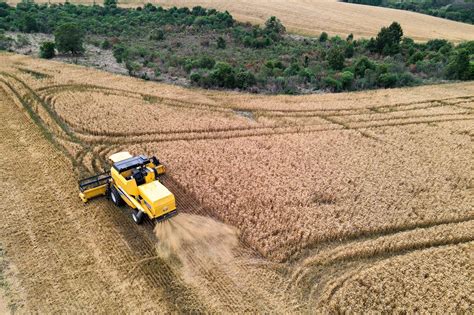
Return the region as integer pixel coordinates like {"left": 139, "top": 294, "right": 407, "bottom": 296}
{"left": 6, "top": 0, "right": 474, "bottom": 41}
{"left": 0, "top": 53, "right": 473, "bottom": 312}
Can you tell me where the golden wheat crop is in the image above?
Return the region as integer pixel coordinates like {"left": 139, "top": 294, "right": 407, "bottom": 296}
{"left": 318, "top": 242, "right": 474, "bottom": 312}
{"left": 1, "top": 53, "right": 473, "bottom": 312}
{"left": 1, "top": 53, "right": 473, "bottom": 262}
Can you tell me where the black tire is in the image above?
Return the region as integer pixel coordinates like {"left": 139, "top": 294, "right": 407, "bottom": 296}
{"left": 110, "top": 185, "right": 125, "bottom": 206}
{"left": 132, "top": 210, "right": 145, "bottom": 225}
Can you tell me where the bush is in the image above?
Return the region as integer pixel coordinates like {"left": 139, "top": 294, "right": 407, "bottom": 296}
{"left": 39, "top": 41, "right": 55, "bottom": 59}
{"left": 190, "top": 71, "right": 202, "bottom": 84}
{"left": 319, "top": 32, "right": 328, "bottom": 42}
{"left": 283, "top": 63, "right": 300, "bottom": 76}
{"left": 150, "top": 29, "right": 165, "bottom": 41}
{"left": 210, "top": 62, "right": 236, "bottom": 88}
{"left": 341, "top": 71, "right": 354, "bottom": 89}
{"left": 354, "top": 56, "right": 376, "bottom": 77}
{"left": 101, "top": 39, "right": 111, "bottom": 50}
{"left": 445, "top": 49, "right": 471, "bottom": 80}
{"left": 398, "top": 72, "right": 418, "bottom": 86}
{"left": 235, "top": 69, "right": 256, "bottom": 89}
{"left": 456, "top": 41, "right": 474, "bottom": 55}
{"left": 426, "top": 39, "right": 450, "bottom": 52}
{"left": 377, "top": 73, "right": 398, "bottom": 88}
{"left": 298, "top": 68, "right": 313, "bottom": 82}
{"left": 408, "top": 51, "right": 424, "bottom": 65}
{"left": 194, "top": 55, "right": 216, "bottom": 69}
{"left": 54, "top": 23, "right": 84, "bottom": 55}
{"left": 125, "top": 60, "right": 142, "bottom": 76}
{"left": 324, "top": 76, "right": 342, "bottom": 92}
{"left": 327, "top": 47, "right": 345, "bottom": 70}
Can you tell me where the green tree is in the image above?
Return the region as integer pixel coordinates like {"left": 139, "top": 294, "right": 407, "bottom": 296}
{"left": 327, "top": 47, "right": 345, "bottom": 70}
{"left": 446, "top": 49, "right": 471, "bottom": 80}
{"left": 264, "top": 16, "right": 286, "bottom": 38}
{"left": 20, "top": 13, "right": 39, "bottom": 33}
{"left": 375, "top": 22, "right": 403, "bottom": 55}
{"left": 54, "top": 23, "right": 84, "bottom": 55}
{"left": 39, "top": 41, "right": 55, "bottom": 59}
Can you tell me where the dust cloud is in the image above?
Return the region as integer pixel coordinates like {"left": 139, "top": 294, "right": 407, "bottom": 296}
{"left": 154, "top": 213, "right": 239, "bottom": 266}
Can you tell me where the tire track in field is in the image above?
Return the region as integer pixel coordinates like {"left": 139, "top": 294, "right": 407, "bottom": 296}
{"left": 36, "top": 82, "right": 474, "bottom": 114}
{"left": 286, "top": 219, "right": 474, "bottom": 310}
{"left": 33, "top": 82, "right": 473, "bottom": 147}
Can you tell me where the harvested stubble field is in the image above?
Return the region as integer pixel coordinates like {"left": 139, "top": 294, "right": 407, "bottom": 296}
{"left": 0, "top": 52, "right": 473, "bottom": 312}
{"left": 6, "top": 0, "right": 474, "bottom": 42}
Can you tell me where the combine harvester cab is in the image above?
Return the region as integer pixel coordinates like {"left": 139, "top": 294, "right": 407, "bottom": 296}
{"left": 79, "top": 152, "right": 177, "bottom": 224}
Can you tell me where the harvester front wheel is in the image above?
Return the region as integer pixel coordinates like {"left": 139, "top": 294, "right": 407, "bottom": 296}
{"left": 132, "top": 210, "right": 145, "bottom": 225}
{"left": 110, "top": 186, "right": 124, "bottom": 207}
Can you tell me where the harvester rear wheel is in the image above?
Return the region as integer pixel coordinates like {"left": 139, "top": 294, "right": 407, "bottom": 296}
{"left": 132, "top": 210, "right": 145, "bottom": 225}
{"left": 110, "top": 186, "right": 124, "bottom": 207}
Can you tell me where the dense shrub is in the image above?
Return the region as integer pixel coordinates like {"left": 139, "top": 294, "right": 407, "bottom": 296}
{"left": 235, "top": 69, "right": 256, "bottom": 89}
{"left": 0, "top": 2, "right": 468, "bottom": 93}
{"left": 377, "top": 73, "right": 398, "bottom": 88}
{"left": 319, "top": 32, "right": 328, "bottom": 43}
{"left": 354, "top": 56, "right": 376, "bottom": 77}
{"left": 39, "top": 41, "right": 55, "bottom": 59}
{"left": 327, "top": 47, "right": 345, "bottom": 70}
{"left": 445, "top": 49, "right": 471, "bottom": 80}
{"left": 324, "top": 76, "right": 342, "bottom": 92}
{"left": 341, "top": 71, "right": 354, "bottom": 89}
{"left": 408, "top": 51, "right": 424, "bottom": 64}
{"left": 210, "top": 62, "right": 236, "bottom": 88}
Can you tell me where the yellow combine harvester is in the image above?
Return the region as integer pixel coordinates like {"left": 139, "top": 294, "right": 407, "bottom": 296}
{"left": 79, "top": 152, "right": 177, "bottom": 224}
